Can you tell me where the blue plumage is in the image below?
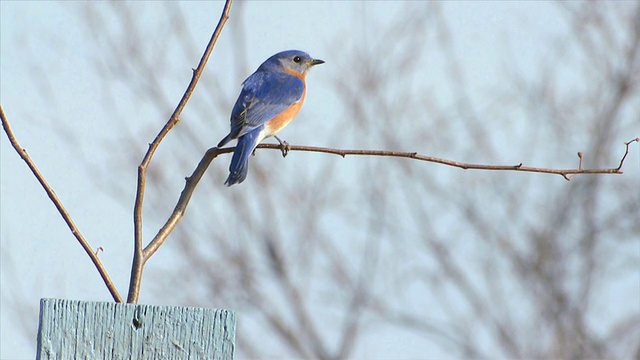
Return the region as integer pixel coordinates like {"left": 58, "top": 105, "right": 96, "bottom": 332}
{"left": 217, "top": 50, "right": 324, "bottom": 186}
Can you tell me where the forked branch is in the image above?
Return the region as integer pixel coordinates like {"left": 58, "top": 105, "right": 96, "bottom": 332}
{"left": 139, "top": 136, "right": 638, "bottom": 281}
{"left": 126, "top": 0, "right": 232, "bottom": 304}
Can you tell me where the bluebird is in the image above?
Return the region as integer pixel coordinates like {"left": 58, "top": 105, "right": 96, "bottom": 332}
{"left": 217, "top": 50, "right": 324, "bottom": 186}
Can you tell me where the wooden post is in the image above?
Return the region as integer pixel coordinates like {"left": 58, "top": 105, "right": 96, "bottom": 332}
{"left": 36, "top": 298, "right": 235, "bottom": 359}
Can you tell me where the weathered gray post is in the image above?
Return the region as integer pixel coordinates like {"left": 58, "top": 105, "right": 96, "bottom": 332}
{"left": 36, "top": 298, "right": 235, "bottom": 359}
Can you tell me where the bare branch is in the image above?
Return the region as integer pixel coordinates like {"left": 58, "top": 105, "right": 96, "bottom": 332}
{"left": 126, "top": 0, "right": 232, "bottom": 304}
{"left": 252, "top": 139, "right": 637, "bottom": 180}
{"left": 0, "top": 105, "right": 123, "bottom": 303}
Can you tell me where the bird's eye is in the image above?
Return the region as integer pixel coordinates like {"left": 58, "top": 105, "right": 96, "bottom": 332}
{"left": 293, "top": 56, "right": 302, "bottom": 63}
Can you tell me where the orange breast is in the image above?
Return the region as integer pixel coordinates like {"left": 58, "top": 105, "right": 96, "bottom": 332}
{"left": 265, "top": 89, "right": 306, "bottom": 135}
{"left": 265, "top": 69, "right": 308, "bottom": 136}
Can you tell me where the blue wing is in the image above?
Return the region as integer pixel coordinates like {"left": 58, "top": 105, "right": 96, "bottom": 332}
{"left": 218, "top": 71, "right": 304, "bottom": 147}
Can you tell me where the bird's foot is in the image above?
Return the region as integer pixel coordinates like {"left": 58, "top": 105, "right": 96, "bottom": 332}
{"left": 274, "top": 136, "right": 290, "bottom": 157}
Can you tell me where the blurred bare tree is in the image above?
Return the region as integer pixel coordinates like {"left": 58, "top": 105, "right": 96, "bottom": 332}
{"left": 13, "top": 1, "right": 640, "bottom": 359}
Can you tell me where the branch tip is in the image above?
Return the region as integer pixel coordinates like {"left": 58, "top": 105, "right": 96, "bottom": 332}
{"left": 615, "top": 137, "right": 638, "bottom": 171}
{"left": 626, "top": 137, "right": 640, "bottom": 145}
{"left": 576, "top": 152, "right": 584, "bottom": 170}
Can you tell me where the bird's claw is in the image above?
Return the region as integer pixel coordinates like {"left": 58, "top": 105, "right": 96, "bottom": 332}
{"left": 279, "top": 140, "right": 290, "bottom": 157}
{"left": 274, "top": 136, "right": 290, "bottom": 157}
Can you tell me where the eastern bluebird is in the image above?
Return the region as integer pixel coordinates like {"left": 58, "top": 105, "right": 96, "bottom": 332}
{"left": 217, "top": 50, "right": 324, "bottom": 186}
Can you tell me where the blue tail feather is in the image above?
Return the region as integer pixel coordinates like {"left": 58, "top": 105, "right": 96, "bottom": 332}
{"left": 224, "top": 129, "right": 261, "bottom": 186}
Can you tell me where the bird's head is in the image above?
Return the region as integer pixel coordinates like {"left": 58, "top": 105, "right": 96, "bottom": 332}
{"left": 259, "top": 50, "right": 324, "bottom": 76}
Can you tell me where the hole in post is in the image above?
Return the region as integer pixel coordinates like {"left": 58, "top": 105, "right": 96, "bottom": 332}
{"left": 132, "top": 317, "right": 142, "bottom": 329}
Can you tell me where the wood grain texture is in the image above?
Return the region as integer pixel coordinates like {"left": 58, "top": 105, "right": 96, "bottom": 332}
{"left": 37, "top": 298, "right": 235, "bottom": 360}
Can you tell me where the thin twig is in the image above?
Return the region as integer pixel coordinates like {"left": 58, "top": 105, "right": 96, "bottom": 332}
{"left": 127, "top": 0, "right": 232, "bottom": 304}
{"left": 253, "top": 140, "right": 638, "bottom": 181}
{"left": 615, "top": 137, "right": 640, "bottom": 171}
{"left": 566, "top": 152, "right": 583, "bottom": 181}
{"left": 0, "top": 105, "right": 123, "bottom": 303}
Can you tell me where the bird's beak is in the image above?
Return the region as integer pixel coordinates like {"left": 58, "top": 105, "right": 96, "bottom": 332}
{"left": 309, "top": 58, "right": 325, "bottom": 66}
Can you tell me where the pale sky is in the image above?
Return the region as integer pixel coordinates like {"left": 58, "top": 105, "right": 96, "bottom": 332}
{"left": 2, "top": 2, "right": 638, "bottom": 359}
